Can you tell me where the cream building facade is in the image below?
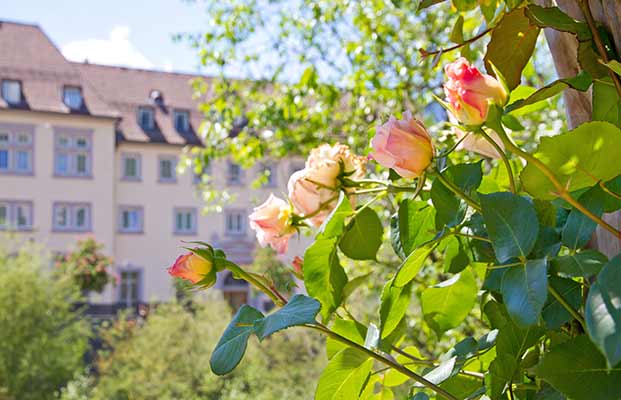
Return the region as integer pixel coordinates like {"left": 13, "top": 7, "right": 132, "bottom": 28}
{"left": 0, "top": 21, "right": 306, "bottom": 313}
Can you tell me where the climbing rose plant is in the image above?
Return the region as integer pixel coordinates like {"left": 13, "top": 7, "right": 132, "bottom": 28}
{"left": 171, "top": 2, "right": 621, "bottom": 399}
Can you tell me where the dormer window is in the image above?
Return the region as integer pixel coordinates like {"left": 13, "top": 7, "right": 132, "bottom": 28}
{"left": 137, "top": 106, "right": 155, "bottom": 130}
{"left": 63, "top": 86, "right": 83, "bottom": 110}
{"left": 173, "top": 110, "right": 190, "bottom": 133}
{"left": 1, "top": 80, "right": 21, "bottom": 105}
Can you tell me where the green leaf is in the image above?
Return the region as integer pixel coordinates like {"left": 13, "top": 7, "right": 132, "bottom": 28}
{"left": 603, "top": 60, "right": 621, "bottom": 77}
{"left": 530, "top": 226, "right": 561, "bottom": 259}
{"left": 380, "top": 278, "right": 414, "bottom": 339}
{"left": 339, "top": 207, "right": 383, "bottom": 261}
{"left": 254, "top": 294, "right": 320, "bottom": 339}
{"left": 415, "top": 356, "right": 457, "bottom": 386}
{"left": 391, "top": 199, "right": 436, "bottom": 259}
{"left": 440, "top": 236, "right": 470, "bottom": 274}
{"left": 484, "top": 8, "right": 540, "bottom": 90}
{"left": 525, "top": 5, "right": 591, "bottom": 40}
{"left": 394, "top": 244, "right": 434, "bottom": 287}
{"left": 537, "top": 335, "right": 621, "bottom": 400}
{"left": 506, "top": 72, "right": 592, "bottom": 114}
{"left": 521, "top": 122, "right": 621, "bottom": 200}
{"left": 501, "top": 259, "right": 548, "bottom": 327}
{"left": 432, "top": 163, "right": 482, "bottom": 230}
{"left": 480, "top": 192, "right": 539, "bottom": 263}
{"left": 326, "top": 319, "right": 366, "bottom": 359}
{"left": 578, "top": 40, "right": 609, "bottom": 79}
{"left": 384, "top": 346, "right": 422, "bottom": 387}
{"left": 417, "top": 0, "right": 446, "bottom": 11}
{"left": 449, "top": 15, "right": 464, "bottom": 44}
{"left": 586, "top": 255, "right": 621, "bottom": 368}
{"left": 342, "top": 272, "right": 372, "bottom": 303}
{"left": 542, "top": 276, "right": 582, "bottom": 330}
{"left": 210, "top": 305, "right": 264, "bottom": 375}
{"left": 486, "top": 353, "right": 518, "bottom": 398}
{"left": 550, "top": 249, "right": 608, "bottom": 278}
{"left": 421, "top": 269, "right": 477, "bottom": 335}
{"left": 593, "top": 78, "right": 621, "bottom": 127}
{"left": 562, "top": 187, "right": 605, "bottom": 250}
{"left": 315, "top": 348, "right": 373, "bottom": 400}
{"left": 304, "top": 237, "right": 348, "bottom": 321}
{"left": 319, "top": 191, "right": 354, "bottom": 238}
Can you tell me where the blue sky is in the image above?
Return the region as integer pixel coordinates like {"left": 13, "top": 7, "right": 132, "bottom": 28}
{"left": 4, "top": 0, "right": 208, "bottom": 73}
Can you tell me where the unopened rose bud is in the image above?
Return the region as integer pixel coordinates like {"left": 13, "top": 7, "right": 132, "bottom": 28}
{"left": 370, "top": 111, "right": 434, "bottom": 179}
{"left": 167, "top": 252, "right": 214, "bottom": 285}
{"left": 443, "top": 57, "right": 507, "bottom": 126}
{"left": 249, "top": 194, "right": 295, "bottom": 254}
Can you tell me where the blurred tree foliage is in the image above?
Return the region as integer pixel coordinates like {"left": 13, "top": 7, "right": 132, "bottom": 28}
{"left": 0, "top": 242, "right": 89, "bottom": 400}
{"left": 72, "top": 297, "right": 325, "bottom": 400}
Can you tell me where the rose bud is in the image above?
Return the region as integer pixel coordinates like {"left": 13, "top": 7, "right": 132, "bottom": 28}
{"left": 288, "top": 143, "right": 366, "bottom": 226}
{"left": 370, "top": 111, "right": 434, "bottom": 178}
{"left": 168, "top": 252, "right": 214, "bottom": 285}
{"left": 249, "top": 194, "right": 295, "bottom": 254}
{"left": 292, "top": 256, "right": 304, "bottom": 276}
{"left": 443, "top": 57, "right": 507, "bottom": 126}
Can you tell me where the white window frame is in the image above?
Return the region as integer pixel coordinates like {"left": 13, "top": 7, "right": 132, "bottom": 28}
{"left": 53, "top": 128, "right": 92, "bottom": 178}
{"left": 0, "top": 123, "right": 35, "bottom": 175}
{"left": 117, "top": 267, "right": 143, "bottom": 308}
{"left": 1, "top": 80, "right": 22, "bottom": 105}
{"left": 227, "top": 161, "right": 243, "bottom": 185}
{"left": 52, "top": 202, "right": 91, "bottom": 232}
{"left": 63, "top": 86, "right": 83, "bottom": 110}
{"left": 174, "top": 207, "right": 197, "bottom": 235}
{"left": 0, "top": 200, "right": 33, "bottom": 231}
{"left": 158, "top": 156, "right": 177, "bottom": 183}
{"left": 121, "top": 153, "right": 141, "bottom": 181}
{"left": 137, "top": 106, "right": 155, "bottom": 131}
{"left": 173, "top": 109, "right": 190, "bottom": 133}
{"left": 225, "top": 209, "right": 246, "bottom": 236}
{"left": 118, "top": 206, "right": 144, "bottom": 234}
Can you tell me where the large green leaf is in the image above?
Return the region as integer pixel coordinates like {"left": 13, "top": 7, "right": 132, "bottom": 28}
{"left": 431, "top": 163, "right": 482, "bottom": 230}
{"left": 537, "top": 336, "right": 621, "bottom": 400}
{"left": 484, "top": 8, "right": 540, "bottom": 90}
{"left": 421, "top": 269, "right": 477, "bottom": 335}
{"left": 210, "top": 305, "right": 264, "bottom": 375}
{"left": 384, "top": 346, "right": 423, "bottom": 387}
{"left": 304, "top": 238, "right": 347, "bottom": 321}
{"left": 379, "top": 278, "right": 414, "bottom": 339}
{"left": 521, "top": 121, "right": 621, "bottom": 200}
{"left": 501, "top": 259, "right": 548, "bottom": 327}
{"left": 550, "top": 249, "right": 608, "bottom": 278}
{"left": 586, "top": 255, "right": 621, "bottom": 368}
{"left": 326, "top": 319, "right": 366, "bottom": 359}
{"left": 525, "top": 5, "right": 590, "bottom": 40}
{"left": 542, "top": 276, "right": 582, "bottom": 330}
{"left": 486, "top": 353, "right": 518, "bottom": 399}
{"left": 394, "top": 244, "right": 434, "bottom": 287}
{"left": 319, "top": 191, "right": 354, "bottom": 238}
{"left": 339, "top": 207, "right": 383, "bottom": 261}
{"left": 562, "top": 187, "right": 605, "bottom": 250}
{"left": 254, "top": 294, "right": 320, "bottom": 339}
{"left": 593, "top": 78, "right": 621, "bottom": 127}
{"left": 440, "top": 236, "right": 470, "bottom": 274}
{"left": 315, "top": 348, "right": 373, "bottom": 400}
{"left": 391, "top": 199, "right": 436, "bottom": 259}
{"left": 480, "top": 192, "right": 539, "bottom": 263}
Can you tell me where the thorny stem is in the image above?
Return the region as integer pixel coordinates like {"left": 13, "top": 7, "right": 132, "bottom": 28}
{"left": 578, "top": 0, "right": 621, "bottom": 97}
{"left": 420, "top": 28, "right": 491, "bottom": 57}
{"left": 477, "top": 128, "right": 517, "bottom": 193}
{"left": 306, "top": 324, "right": 460, "bottom": 400}
{"left": 435, "top": 172, "right": 483, "bottom": 213}
{"left": 549, "top": 285, "right": 586, "bottom": 330}
{"left": 489, "top": 120, "right": 621, "bottom": 240}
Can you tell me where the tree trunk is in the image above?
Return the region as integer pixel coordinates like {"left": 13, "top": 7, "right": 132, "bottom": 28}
{"left": 537, "top": 0, "right": 621, "bottom": 258}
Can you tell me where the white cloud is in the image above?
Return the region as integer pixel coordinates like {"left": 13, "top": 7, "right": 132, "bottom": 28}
{"left": 61, "top": 26, "right": 154, "bottom": 69}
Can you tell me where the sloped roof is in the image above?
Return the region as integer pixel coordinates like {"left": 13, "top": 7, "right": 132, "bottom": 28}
{"left": 0, "top": 20, "right": 208, "bottom": 145}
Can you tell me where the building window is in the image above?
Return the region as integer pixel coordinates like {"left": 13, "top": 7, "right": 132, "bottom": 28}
{"left": 121, "top": 153, "right": 141, "bottom": 181}
{"left": 173, "top": 110, "right": 190, "bottom": 133}
{"left": 63, "top": 86, "right": 83, "bottom": 110}
{"left": 118, "top": 269, "right": 142, "bottom": 308}
{"left": 0, "top": 201, "right": 33, "bottom": 231}
{"left": 1, "top": 80, "right": 21, "bottom": 105}
{"left": 0, "top": 129, "right": 34, "bottom": 175}
{"left": 158, "top": 156, "right": 177, "bottom": 182}
{"left": 225, "top": 210, "right": 245, "bottom": 236}
{"left": 52, "top": 203, "right": 91, "bottom": 232}
{"left": 193, "top": 162, "right": 211, "bottom": 184}
{"left": 174, "top": 208, "right": 197, "bottom": 235}
{"left": 137, "top": 107, "right": 155, "bottom": 131}
{"left": 227, "top": 162, "right": 243, "bottom": 185}
{"left": 54, "top": 129, "right": 92, "bottom": 178}
{"left": 262, "top": 163, "right": 277, "bottom": 187}
{"left": 119, "top": 206, "right": 144, "bottom": 233}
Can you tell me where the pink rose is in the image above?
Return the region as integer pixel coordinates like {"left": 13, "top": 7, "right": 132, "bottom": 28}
{"left": 288, "top": 143, "right": 365, "bottom": 226}
{"left": 167, "top": 253, "right": 214, "bottom": 284}
{"left": 249, "top": 194, "right": 295, "bottom": 254}
{"left": 443, "top": 57, "right": 507, "bottom": 126}
{"left": 370, "top": 111, "right": 434, "bottom": 178}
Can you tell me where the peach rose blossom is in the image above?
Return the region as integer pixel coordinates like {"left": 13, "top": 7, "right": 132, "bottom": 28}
{"left": 249, "top": 194, "right": 295, "bottom": 254}
{"left": 370, "top": 111, "right": 434, "bottom": 178}
{"left": 443, "top": 57, "right": 507, "bottom": 125}
{"left": 167, "top": 253, "right": 213, "bottom": 284}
